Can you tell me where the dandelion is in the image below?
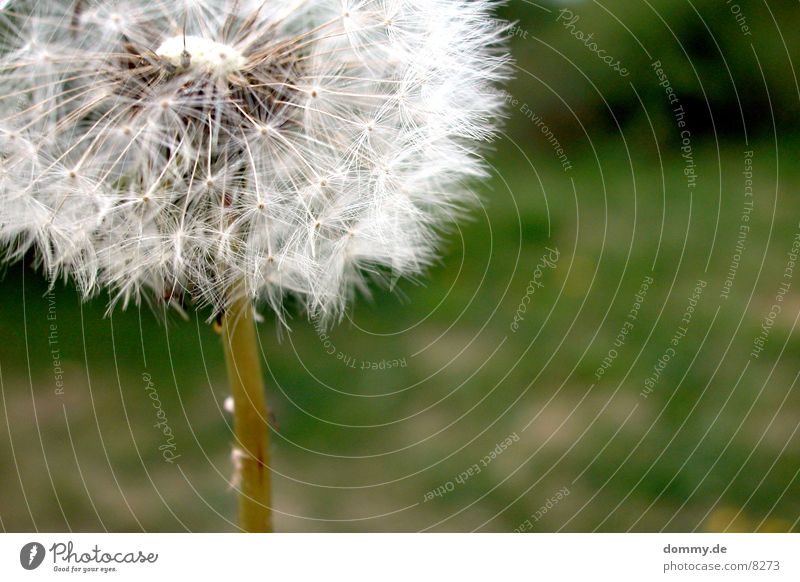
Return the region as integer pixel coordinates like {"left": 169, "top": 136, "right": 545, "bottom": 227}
{"left": 0, "top": 0, "right": 510, "bottom": 531}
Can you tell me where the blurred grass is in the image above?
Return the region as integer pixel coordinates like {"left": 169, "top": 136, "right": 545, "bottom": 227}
{"left": 2, "top": 133, "right": 799, "bottom": 531}
{"left": 2, "top": 0, "right": 800, "bottom": 532}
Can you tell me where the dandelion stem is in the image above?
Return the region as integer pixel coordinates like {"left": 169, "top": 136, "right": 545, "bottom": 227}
{"left": 221, "top": 292, "right": 272, "bottom": 532}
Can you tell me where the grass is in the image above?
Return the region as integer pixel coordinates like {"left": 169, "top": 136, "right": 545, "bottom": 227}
{"left": 1, "top": 135, "right": 799, "bottom": 532}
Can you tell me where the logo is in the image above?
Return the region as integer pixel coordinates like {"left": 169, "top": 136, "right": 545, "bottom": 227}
{"left": 20, "top": 542, "right": 46, "bottom": 570}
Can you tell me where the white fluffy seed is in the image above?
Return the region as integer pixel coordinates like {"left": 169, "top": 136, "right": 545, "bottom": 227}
{"left": 0, "top": 0, "right": 511, "bottom": 325}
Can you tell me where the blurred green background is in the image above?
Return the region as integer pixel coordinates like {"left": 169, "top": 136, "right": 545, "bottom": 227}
{"left": 2, "top": 0, "right": 800, "bottom": 532}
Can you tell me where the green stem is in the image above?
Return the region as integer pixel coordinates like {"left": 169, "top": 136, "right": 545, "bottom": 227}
{"left": 221, "top": 293, "right": 273, "bottom": 532}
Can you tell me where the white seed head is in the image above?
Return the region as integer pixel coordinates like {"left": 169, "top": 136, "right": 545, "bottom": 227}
{"left": 0, "top": 0, "right": 511, "bottom": 324}
{"left": 156, "top": 35, "right": 246, "bottom": 75}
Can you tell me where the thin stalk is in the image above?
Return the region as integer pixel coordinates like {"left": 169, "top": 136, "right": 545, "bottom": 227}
{"left": 221, "top": 292, "right": 273, "bottom": 532}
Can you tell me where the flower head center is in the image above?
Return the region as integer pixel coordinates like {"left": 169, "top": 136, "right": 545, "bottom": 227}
{"left": 156, "top": 35, "right": 246, "bottom": 75}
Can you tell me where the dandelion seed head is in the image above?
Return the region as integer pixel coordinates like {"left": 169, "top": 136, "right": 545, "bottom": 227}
{"left": 156, "top": 35, "right": 246, "bottom": 75}
{"left": 0, "top": 0, "right": 511, "bottom": 324}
